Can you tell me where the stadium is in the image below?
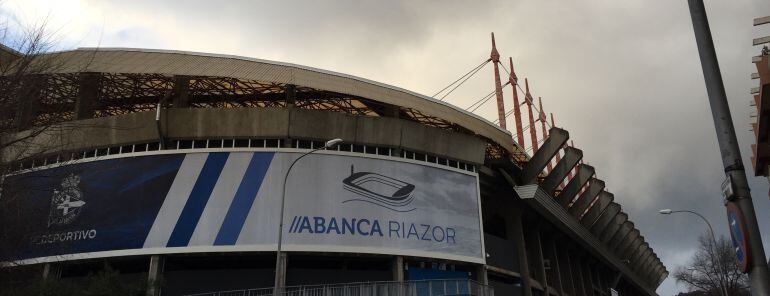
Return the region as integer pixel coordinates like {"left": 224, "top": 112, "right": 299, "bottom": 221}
{"left": 0, "top": 38, "right": 666, "bottom": 296}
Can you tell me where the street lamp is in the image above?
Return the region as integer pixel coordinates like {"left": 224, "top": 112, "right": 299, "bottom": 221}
{"left": 273, "top": 138, "right": 343, "bottom": 295}
{"left": 659, "top": 209, "right": 728, "bottom": 296}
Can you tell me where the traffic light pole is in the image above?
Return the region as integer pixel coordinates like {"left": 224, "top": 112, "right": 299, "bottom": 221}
{"left": 686, "top": 0, "right": 770, "bottom": 294}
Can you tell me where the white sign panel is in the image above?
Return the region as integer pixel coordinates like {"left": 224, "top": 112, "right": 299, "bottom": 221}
{"left": 278, "top": 153, "right": 484, "bottom": 263}
{"left": 1, "top": 151, "right": 483, "bottom": 264}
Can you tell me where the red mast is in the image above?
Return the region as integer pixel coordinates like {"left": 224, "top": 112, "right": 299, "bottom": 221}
{"left": 539, "top": 97, "right": 551, "bottom": 172}
{"left": 525, "top": 78, "right": 538, "bottom": 153}
{"left": 509, "top": 57, "right": 525, "bottom": 148}
{"left": 490, "top": 33, "right": 506, "bottom": 129}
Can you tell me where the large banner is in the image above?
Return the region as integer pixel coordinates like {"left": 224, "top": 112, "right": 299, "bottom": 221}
{"left": 0, "top": 151, "right": 483, "bottom": 264}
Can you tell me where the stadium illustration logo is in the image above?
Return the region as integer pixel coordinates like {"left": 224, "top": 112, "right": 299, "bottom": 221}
{"left": 48, "top": 174, "right": 86, "bottom": 227}
{"left": 341, "top": 165, "right": 416, "bottom": 212}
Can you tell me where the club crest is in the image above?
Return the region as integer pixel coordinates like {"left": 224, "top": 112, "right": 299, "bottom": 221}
{"left": 48, "top": 174, "right": 85, "bottom": 227}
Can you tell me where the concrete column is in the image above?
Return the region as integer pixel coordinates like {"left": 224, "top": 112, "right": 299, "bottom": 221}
{"left": 511, "top": 209, "right": 533, "bottom": 296}
{"left": 477, "top": 265, "right": 489, "bottom": 284}
{"left": 582, "top": 260, "right": 595, "bottom": 296}
{"left": 546, "top": 238, "right": 564, "bottom": 296}
{"left": 558, "top": 246, "right": 576, "bottom": 296}
{"left": 171, "top": 75, "right": 190, "bottom": 108}
{"left": 571, "top": 255, "right": 587, "bottom": 296}
{"left": 75, "top": 72, "right": 100, "bottom": 120}
{"left": 146, "top": 255, "right": 165, "bottom": 296}
{"left": 525, "top": 226, "right": 548, "bottom": 292}
{"left": 275, "top": 252, "right": 288, "bottom": 290}
{"left": 392, "top": 256, "right": 404, "bottom": 282}
{"left": 595, "top": 268, "right": 607, "bottom": 296}
{"left": 14, "top": 77, "right": 43, "bottom": 130}
{"left": 285, "top": 84, "right": 297, "bottom": 107}
{"left": 42, "top": 263, "right": 61, "bottom": 280}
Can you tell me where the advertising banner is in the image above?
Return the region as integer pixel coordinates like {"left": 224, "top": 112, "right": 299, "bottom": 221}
{"left": 0, "top": 151, "right": 483, "bottom": 264}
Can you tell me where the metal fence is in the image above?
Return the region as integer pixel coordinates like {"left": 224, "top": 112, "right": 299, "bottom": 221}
{"left": 186, "top": 279, "right": 494, "bottom": 296}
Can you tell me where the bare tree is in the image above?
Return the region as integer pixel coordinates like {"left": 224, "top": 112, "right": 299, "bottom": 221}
{"left": 674, "top": 232, "right": 749, "bottom": 296}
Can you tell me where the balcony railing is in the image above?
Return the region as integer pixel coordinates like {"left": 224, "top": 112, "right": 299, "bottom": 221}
{"left": 185, "top": 279, "right": 494, "bottom": 296}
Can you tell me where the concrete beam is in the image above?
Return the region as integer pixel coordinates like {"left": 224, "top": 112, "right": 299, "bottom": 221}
{"left": 599, "top": 212, "right": 628, "bottom": 243}
{"left": 568, "top": 178, "right": 604, "bottom": 219}
{"left": 756, "top": 16, "right": 770, "bottom": 26}
{"left": 589, "top": 202, "right": 621, "bottom": 235}
{"left": 640, "top": 255, "right": 656, "bottom": 283}
{"left": 556, "top": 164, "right": 595, "bottom": 208}
{"left": 636, "top": 248, "right": 652, "bottom": 274}
{"left": 638, "top": 249, "right": 652, "bottom": 273}
{"left": 616, "top": 229, "right": 640, "bottom": 256}
{"left": 657, "top": 271, "right": 669, "bottom": 287}
{"left": 580, "top": 191, "right": 614, "bottom": 227}
{"left": 648, "top": 264, "right": 662, "bottom": 286}
{"left": 621, "top": 236, "right": 644, "bottom": 261}
{"left": 608, "top": 221, "right": 634, "bottom": 252}
{"left": 630, "top": 242, "right": 649, "bottom": 271}
{"left": 522, "top": 127, "right": 569, "bottom": 183}
{"left": 753, "top": 36, "right": 770, "bottom": 46}
{"left": 541, "top": 146, "right": 582, "bottom": 194}
{"left": 645, "top": 256, "right": 662, "bottom": 285}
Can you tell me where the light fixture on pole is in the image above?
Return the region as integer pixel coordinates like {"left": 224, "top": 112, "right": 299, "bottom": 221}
{"left": 659, "top": 209, "right": 728, "bottom": 296}
{"left": 273, "top": 138, "right": 343, "bottom": 295}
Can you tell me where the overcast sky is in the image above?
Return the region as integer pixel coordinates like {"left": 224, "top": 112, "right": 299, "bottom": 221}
{"left": 3, "top": 0, "right": 770, "bottom": 294}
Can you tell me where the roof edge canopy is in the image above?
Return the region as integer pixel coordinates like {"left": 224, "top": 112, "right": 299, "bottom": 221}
{"left": 36, "top": 47, "right": 515, "bottom": 154}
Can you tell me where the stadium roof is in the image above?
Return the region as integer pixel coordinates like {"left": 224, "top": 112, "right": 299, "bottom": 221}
{"left": 36, "top": 47, "right": 519, "bottom": 155}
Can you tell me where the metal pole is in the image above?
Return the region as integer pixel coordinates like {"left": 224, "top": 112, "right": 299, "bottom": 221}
{"left": 670, "top": 211, "right": 728, "bottom": 296}
{"left": 273, "top": 146, "right": 329, "bottom": 296}
{"left": 686, "top": 0, "right": 770, "bottom": 294}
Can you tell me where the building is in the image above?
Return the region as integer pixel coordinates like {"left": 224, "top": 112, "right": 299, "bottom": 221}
{"left": 752, "top": 16, "right": 770, "bottom": 193}
{"left": 0, "top": 44, "right": 666, "bottom": 296}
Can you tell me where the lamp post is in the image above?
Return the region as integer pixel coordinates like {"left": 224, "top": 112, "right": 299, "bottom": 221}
{"left": 659, "top": 209, "right": 728, "bottom": 296}
{"left": 273, "top": 138, "right": 343, "bottom": 296}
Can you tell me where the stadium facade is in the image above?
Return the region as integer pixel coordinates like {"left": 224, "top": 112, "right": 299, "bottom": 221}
{"left": 0, "top": 44, "right": 666, "bottom": 296}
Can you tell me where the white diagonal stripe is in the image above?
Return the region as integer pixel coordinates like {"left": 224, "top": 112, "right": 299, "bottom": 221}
{"left": 143, "top": 153, "right": 208, "bottom": 248}
{"left": 187, "top": 152, "right": 252, "bottom": 246}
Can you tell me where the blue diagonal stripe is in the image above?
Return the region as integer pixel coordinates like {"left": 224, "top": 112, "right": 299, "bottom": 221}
{"left": 167, "top": 152, "right": 230, "bottom": 247}
{"left": 214, "top": 153, "right": 274, "bottom": 245}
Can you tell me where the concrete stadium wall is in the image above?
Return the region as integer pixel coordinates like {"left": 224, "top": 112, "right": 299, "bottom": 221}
{"left": 1, "top": 108, "right": 486, "bottom": 164}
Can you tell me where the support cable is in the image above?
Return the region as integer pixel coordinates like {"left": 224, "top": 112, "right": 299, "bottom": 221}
{"left": 498, "top": 62, "right": 552, "bottom": 129}
{"left": 467, "top": 82, "right": 510, "bottom": 113}
{"left": 432, "top": 59, "right": 491, "bottom": 101}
